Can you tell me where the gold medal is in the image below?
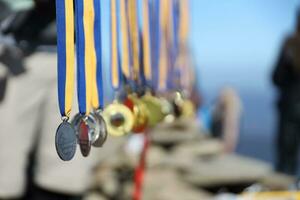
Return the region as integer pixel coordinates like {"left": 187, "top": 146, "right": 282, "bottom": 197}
{"left": 103, "top": 101, "right": 134, "bottom": 137}
{"left": 141, "top": 92, "right": 164, "bottom": 127}
{"left": 124, "top": 94, "right": 149, "bottom": 133}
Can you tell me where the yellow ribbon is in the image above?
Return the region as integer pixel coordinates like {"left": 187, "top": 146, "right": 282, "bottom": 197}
{"left": 111, "top": 0, "right": 119, "bottom": 89}
{"left": 128, "top": 0, "right": 140, "bottom": 82}
{"left": 83, "top": 0, "right": 95, "bottom": 114}
{"left": 64, "top": 0, "right": 75, "bottom": 117}
{"left": 158, "top": 0, "right": 169, "bottom": 91}
{"left": 120, "top": 0, "right": 130, "bottom": 79}
{"left": 142, "top": 0, "right": 152, "bottom": 82}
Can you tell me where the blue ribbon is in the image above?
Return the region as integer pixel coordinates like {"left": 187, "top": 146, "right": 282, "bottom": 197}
{"left": 75, "top": 0, "right": 87, "bottom": 115}
{"left": 94, "top": 0, "right": 104, "bottom": 109}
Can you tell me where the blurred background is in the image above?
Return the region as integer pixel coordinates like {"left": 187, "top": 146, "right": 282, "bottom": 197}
{"left": 0, "top": 0, "right": 300, "bottom": 200}
{"left": 190, "top": 0, "right": 300, "bottom": 163}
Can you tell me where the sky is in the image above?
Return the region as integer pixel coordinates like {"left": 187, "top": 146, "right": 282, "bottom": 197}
{"left": 189, "top": 0, "right": 300, "bottom": 95}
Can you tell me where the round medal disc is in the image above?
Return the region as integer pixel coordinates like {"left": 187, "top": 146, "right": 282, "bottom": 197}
{"left": 103, "top": 103, "right": 134, "bottom": 137}
{"left": 55, "top": 121, "right": 77, "bottom": 161}
{"left": 92, "top": 110, "right": 108, "bottom": 147}
{"left": 71, "top": 114, "right": 98, "bottom": 157}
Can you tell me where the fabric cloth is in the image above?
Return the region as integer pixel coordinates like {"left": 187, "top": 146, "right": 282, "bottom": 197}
{"left": 0, "top": 52, "right": 100, "bottom": 198}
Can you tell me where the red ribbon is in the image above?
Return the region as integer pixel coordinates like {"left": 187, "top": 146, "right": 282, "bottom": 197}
{"left": 132, "top": 132, "right": 150, "bottom": 200}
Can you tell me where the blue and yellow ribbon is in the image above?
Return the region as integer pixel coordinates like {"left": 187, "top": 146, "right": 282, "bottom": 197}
{"left": 149, "top": 0, "right": 160, "bottom": 91}
{"left": 56, "top": 0, "right": 75, "bottom": 118}
{"left": 91, "top": 0, "right": 104, "bottom": 110}
{"left": 142, "top": 0, "right": 152, "bottom": 87}
{"left": 110, "top": 0, "right": 122, "bottom": 90}
{"left": 158, "top": 0, "right": 169, "bottom": 92}
{"left": 75, "top": 0, "right": 94, "bottom": 115}
{"left": 128, "top": 0, "right": 140, "bottom": 83}
{"left": 120, "top": 0, "right": 131, "bottom": 81}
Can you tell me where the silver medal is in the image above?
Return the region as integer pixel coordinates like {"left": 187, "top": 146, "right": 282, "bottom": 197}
{"left": 55, "top": 121, "right": 77, "bottom": 161}
{"left": 71, "top": 113, "right": 98, "bottom": 157}
{"left": 92, "top": 110, "right": 108, "bottom": 147}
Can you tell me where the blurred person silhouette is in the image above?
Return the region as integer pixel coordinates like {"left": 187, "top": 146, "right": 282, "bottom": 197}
{"left": 211, "top": 87, "right": 242, "bottom": 153}
{"left": 273, "top": 9, "right": 300, "bottom": 176}
{"left": 0, "top": 1, "right": 102, "bottom": 200}
{"left": 198, "top": 87, "right": 242, "bottom": 153}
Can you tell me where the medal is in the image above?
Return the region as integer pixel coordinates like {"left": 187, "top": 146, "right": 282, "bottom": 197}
{"left": 121, "top": 0, "right": 151, "bottom": 133}
{"left": 71, "top": 114, "right": 98, "bottom": 156}
{"left": 141, "top": 92, "right": 164, "bottom": 126}
{"left": 55, "top": 119, "right": 77, "bottom": 161}
{"left": 55, "top": 0, "right": 77, "bottom": 161}
{"left": 124, "top": 94, "right": 149, "bottom": 133}
{"left": 103, "top": 101, "right": 134, "bottom": 137}
{"left": 92, "top": 110, "right": 107, "bottom": 147}
{"left": 73, "top": 0, "right": 96, "bottom": 157}
{"left": 104, "top": 0, "right": 134, "bottom": 137}
{"left": 89, "top": 0, "right": 108, "bottom": 147}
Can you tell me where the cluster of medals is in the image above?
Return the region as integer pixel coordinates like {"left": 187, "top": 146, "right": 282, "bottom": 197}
{"left": 55, "top": 0, "right": 196, "bottom": 161}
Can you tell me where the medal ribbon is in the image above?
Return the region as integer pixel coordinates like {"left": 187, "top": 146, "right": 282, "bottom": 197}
{"left": 178, "top": 0, "right": 191, "bottom": 92}
{"left": 132, "top": 132, "right": 150, "bottom": 200}
{"left": 149, "top": 0, "right": 160, "bottom": 91}
{"left": 110, "top": 0, "right": 122, "bottom": 90}
{"left": 157, "top": 0, "right": 169, "bottom": 92}
{"left": 91, "top": 0, "right": 104, "bottom": 109}
{"left": 128, "top": 0, "right": 141, "bottom": 83}
{"left": 120, "top": 0, "right": 131, "bottom": 81}
{"left": 75, "top": 0, "right": 94, "bottom": 115}
{"left": 56, "top": 0, "right": 75, "bottom": 118}
{"left": 142, "top": 0, "right": 152, "bottom": 87}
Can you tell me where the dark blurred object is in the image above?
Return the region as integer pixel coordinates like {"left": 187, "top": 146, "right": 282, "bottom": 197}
{"left": 0, "top": 0, "right": 56, "bottom": 103}
{"left": 0, "top": 72, "right": 7, "bottom": 102}
{"left": 1, "top": 0, "right": 56, "bottom": 46}
{"left": 0, "top": 1, "right": 11, "bottom": 21}
{"left": 273, "top": 9, "right": 300, "bottom": 176}
{"left": 0, "top": 45, "right": 26, "bottom": 76}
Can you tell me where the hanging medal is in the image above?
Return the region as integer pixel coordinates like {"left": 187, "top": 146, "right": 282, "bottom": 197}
{"left": 55, "top": 0, "right": 77, "bottom": 161}
{"left": 103, "top": 0, "right": 134, "bottom": 137}
{"left": 122, "top": 0, "right": 150, "bottom": 133}
{"left": 140, "top": 0, "right": 164, "bottom": 127}
{"left": 71, "top": 0, "right": 97, "bottom": 157}
{"left": 155, "top": 0, "right": 176, "bottom": 122}
{"left": 90, "top": 0, "right": 108, "bottom": 147}
{"left": 173, "top": 0, "right": 196, "bottom": 118}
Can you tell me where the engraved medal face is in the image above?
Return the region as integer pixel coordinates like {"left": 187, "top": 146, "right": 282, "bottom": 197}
{"left": 55, "top": 121, "right": 77, "bottom": 161}
{"left": 92, "top": 111, "right": 108, "bottom": 147}
{"left": 103, "top": 102, "right": 134, "bottom": 137}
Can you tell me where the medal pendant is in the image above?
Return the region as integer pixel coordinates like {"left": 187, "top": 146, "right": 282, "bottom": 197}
{"left": 71, "top": 114, "right": 97, "bottom": 157}
{"left": 92, "top": 110, "right": 108, "bottom": 147}
{"left": 141, "top": 93, "right": 164, "bottom": 127}
{"left": 124, "top": 94, "right": 149, "bottom": 133}
{"left": 103, "top": 101, "right": 134, "bottom": 137}
{"left": 55, "top": 120, "right": 77, "bottom": 161}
